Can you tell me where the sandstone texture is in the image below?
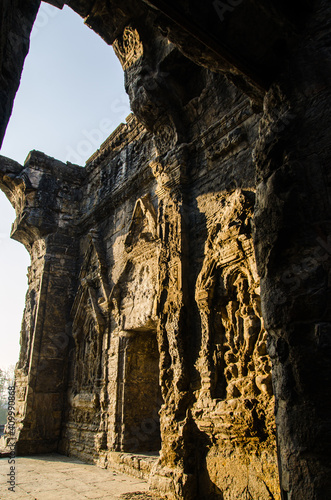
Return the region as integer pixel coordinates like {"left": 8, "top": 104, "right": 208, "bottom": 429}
{"left": 0, "top": 1, "right": 331, "bottom": 499}
{"left": 0, "top": 453, "right": 154, "bottom": 499}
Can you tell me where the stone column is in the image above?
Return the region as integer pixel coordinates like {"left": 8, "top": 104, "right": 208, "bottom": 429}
{"left": 0, "top": 151, "right": 84, "bottom": 454}
{"left": 16, "top": 234, "right": 79, "bottom": 453}
{"left": 149, "top": 148, "right": 196, "bottom": 498}
{"left": 253, "top": 2, "right": 331, "bottom": 497}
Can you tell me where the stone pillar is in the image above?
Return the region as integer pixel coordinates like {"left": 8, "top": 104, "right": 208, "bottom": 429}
{"left": 149, "top": 148, "right": 196, "bottom": 498}
{"left": 253, "top": 2, "right": 331, "bottom": 497}
{"left": 16, "top": 235, "right": 79, "bottom": 453}
{"left": 0, "top": 151, "right": 84, "bottom": 454}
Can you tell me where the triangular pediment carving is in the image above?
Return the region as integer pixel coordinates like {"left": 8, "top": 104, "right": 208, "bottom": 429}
{"left": 71, "top": 231, "right": 110, "bottom": 392}
{"left": 124, "top": 195, "right": 158, "bottom": 251}
{"left": 72, "top": 231, "right": 110, "bottom": 338}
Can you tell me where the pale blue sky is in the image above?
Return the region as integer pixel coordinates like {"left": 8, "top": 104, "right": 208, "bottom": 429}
{"left": 0, "top": 2, "right": 129, "bottom": 370}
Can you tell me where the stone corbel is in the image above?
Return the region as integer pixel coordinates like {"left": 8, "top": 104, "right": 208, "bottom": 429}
{"left": 0, "top": 156, "right": 24, "bottom": 207}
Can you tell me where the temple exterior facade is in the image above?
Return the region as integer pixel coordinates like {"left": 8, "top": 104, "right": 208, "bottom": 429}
{"left": 0, "top": 1, "right": 331, "bottom": 499}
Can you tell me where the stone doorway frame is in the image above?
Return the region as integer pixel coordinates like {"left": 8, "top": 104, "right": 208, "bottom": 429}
{"left": 116, "top": 329, "right": 162, "bottom": 454}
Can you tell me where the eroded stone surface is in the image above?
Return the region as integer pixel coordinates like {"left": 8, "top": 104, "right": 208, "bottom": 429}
{"left": 0, "top": 1, "right": 331, "bottom": 499}
{"left": 0, "top": 453, "right": 152, "bottom": 499}
{"left": 0, "top": 75, "right": 278, "bottom": 499}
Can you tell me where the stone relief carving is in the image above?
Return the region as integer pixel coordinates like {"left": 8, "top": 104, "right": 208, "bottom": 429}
{"left": 71, "top": 230, "right": 110, "bottom": 393}
{"left": 113, "top": 26, "right": 143, "bottom": 70}
{"left": 124, "top": 195, "right": 158, "bottom": 251}
{"left": 154, "top": 119, "right": 178, "bottom": 155}
{"left": 110, "top": 196, "right": 159, "bottom": 331}
{"left": 17, "top": 238, "right": 47, "bottom": 375}
{"left": 17, "top": 290, "right": 37, "bottom": 374}
{"left": 106, "top": 196, "right": 161, "bottom": 453}
{"left": 206, "top": 267, "right": 271, "bottom": 401}
{"left": 195, "top": 191, "right": 274, "bottom": 442}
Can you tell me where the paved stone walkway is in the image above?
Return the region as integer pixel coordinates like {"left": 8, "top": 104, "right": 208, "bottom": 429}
{"left": 0, "top": 454, "right": 159, "bottom": 500}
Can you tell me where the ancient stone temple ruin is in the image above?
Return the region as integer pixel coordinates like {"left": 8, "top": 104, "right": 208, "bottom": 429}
{"left": 0, "top": 1, "right": 331, "bottom": 499}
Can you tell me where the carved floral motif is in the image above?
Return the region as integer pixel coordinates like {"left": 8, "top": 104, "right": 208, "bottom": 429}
{"left": 113, "top": 26, "right": 143, "bottom": 70}
{"left": 154, "top": 120, "right": 178, "bottom": 155}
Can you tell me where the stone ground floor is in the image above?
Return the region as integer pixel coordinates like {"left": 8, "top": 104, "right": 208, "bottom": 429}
{"left": 0, "top": 453, "right": 161, "bottom": 500}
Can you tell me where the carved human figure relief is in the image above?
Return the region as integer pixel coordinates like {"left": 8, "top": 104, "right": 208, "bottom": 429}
{"left": 195, "top": 191, "right": 274, "bottom": 440}
{"left": 218, "top": 270, "right": 270, "bottom": 400}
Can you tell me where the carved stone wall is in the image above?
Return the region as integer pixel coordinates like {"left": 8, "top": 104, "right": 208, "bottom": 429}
{"left": 1, "top": 1, "right": 331, "bottom": 499}
{"left": 193, "top": 191, "right": 276, "bottom": 498}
